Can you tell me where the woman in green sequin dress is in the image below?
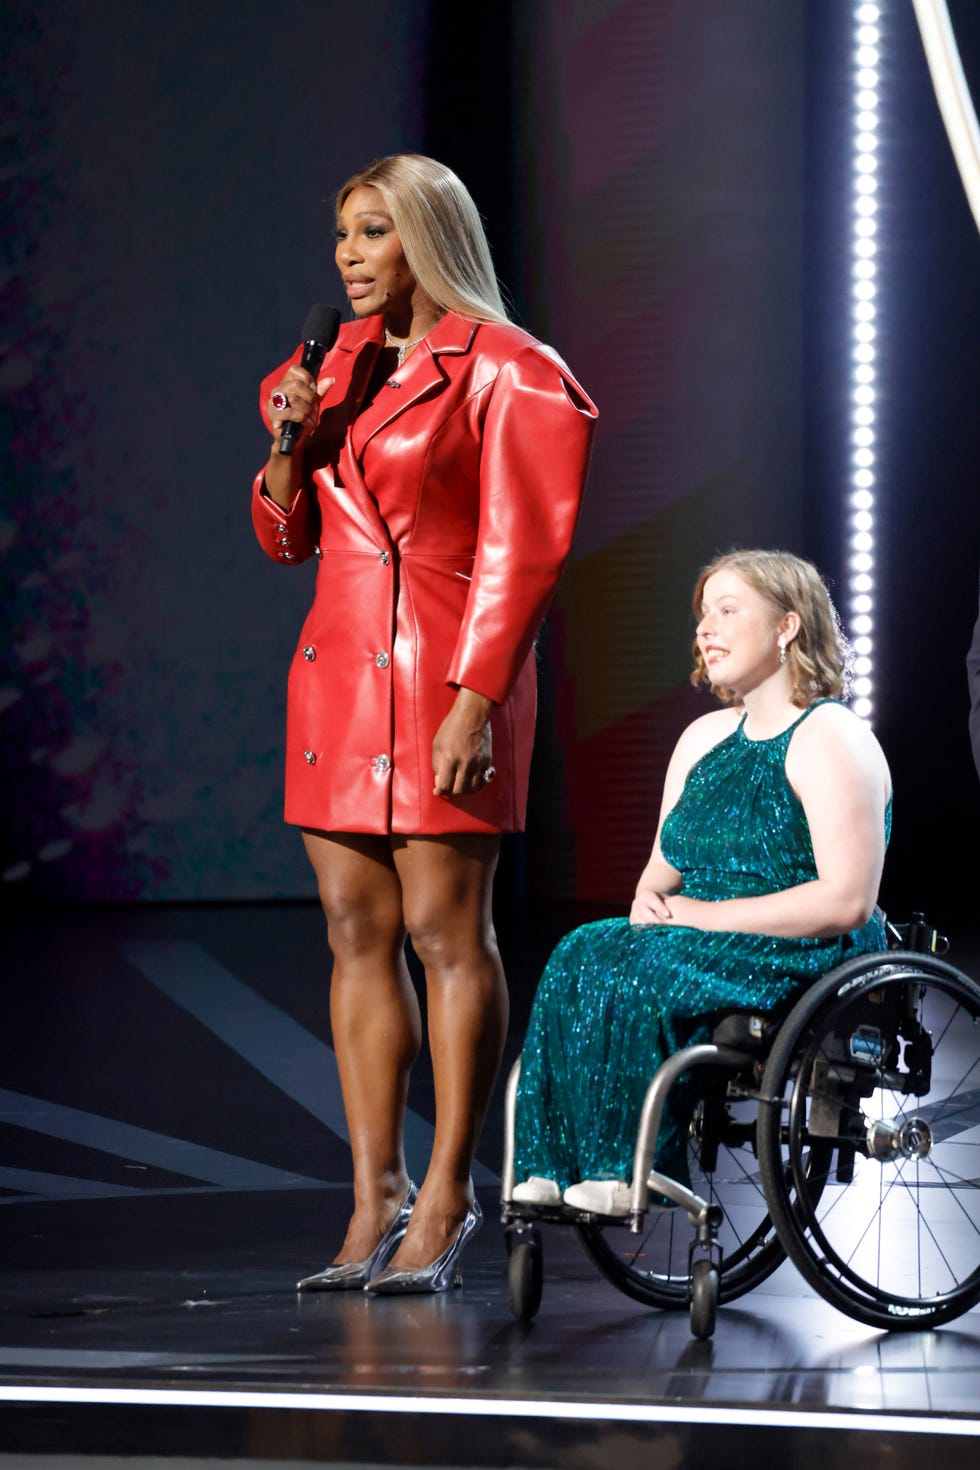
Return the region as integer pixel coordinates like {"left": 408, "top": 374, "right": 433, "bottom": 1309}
{"left": 512, "top": 549, "right": 892, "bottom": 1215}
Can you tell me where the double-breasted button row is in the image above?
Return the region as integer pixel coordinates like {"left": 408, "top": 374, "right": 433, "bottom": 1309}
{"left": 279, "top": 550, "right": 295, "bottom": 561}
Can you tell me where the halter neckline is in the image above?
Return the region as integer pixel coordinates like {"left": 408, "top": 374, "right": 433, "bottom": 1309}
{"left": 736, "top": 697, "right": 839, "bottom": 744}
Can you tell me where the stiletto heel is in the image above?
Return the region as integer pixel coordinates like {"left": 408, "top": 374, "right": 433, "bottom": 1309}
{"left": 296, "top": 1181, "right": 418, "bottom": 1291}
{"left": 364, "top": 1197, "right": 483, "bottom": 1295}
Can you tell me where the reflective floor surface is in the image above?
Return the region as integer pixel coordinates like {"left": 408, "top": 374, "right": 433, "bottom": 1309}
{"left": 1, "top": 897, "right": 978, "bottom": 1469}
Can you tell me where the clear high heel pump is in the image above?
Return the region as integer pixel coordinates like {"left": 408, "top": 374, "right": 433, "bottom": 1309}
{"left": 296, "top": 1181, "right": 418, "bottom": 1291}
{"left": 364, "top": 1197, "right": 483, "bottom": 1295}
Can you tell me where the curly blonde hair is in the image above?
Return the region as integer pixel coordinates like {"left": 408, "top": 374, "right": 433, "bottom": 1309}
{"left": 336, "top": 154, "right": 510, "bottom": 325}
{"left": 690, "top": 548, "right": 854, "bottom": 708}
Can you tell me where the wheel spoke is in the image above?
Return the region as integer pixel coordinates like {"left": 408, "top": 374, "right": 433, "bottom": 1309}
{"left": 757, "top": 959, "right": 980, "bottom": 1328}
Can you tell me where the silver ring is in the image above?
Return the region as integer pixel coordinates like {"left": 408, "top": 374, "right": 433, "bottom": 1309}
{"left": 482, "top": 765, "right": 496, "bottom": 785}
{"left": 271, "top": 390, "right": 289, "bottom": 412}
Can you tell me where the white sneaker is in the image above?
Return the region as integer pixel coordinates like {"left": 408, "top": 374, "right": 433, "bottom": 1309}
{"left": 562, "top": 1179, "right": 632, "bottom": 1216}
{"left": 511, "top": 1176, "right": 563, "bottom": 1206}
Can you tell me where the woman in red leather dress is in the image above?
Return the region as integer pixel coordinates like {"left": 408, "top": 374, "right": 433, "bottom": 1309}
{"left": 252, "top": 154, "right": 597, "bottom": 1293}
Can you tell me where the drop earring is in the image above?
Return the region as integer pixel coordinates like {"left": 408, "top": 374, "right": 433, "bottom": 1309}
{"left": 778, "top": 638, "right": 787, "bottom": 665}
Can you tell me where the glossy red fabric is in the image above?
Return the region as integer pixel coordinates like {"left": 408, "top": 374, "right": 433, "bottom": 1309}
{"left": 252, "top": 311, "right": 597, "bottom": 834}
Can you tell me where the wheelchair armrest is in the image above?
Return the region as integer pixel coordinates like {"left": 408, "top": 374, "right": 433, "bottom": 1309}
{"left": 709, "top": 1010, "right": 780, "bottom": 1055}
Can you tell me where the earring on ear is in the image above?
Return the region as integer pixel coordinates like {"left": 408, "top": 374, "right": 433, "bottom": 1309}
{"left": 778, "top": 638, "right": 787, "bottom": 666}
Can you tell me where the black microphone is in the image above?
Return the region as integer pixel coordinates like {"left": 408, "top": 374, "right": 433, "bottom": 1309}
{"left": 278, "top": 302, "right": 342, "bottom": 456}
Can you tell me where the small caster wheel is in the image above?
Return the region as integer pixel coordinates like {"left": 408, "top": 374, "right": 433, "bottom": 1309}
{"left": 507, "top": 1228, "right": 543, "bottom": 1322}
{"left": 689, "top": 1258, "right": 719, "bottom": 1340}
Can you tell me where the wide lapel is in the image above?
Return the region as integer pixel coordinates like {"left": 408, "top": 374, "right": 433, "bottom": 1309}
{"left": 309, "top": 318, "right": 392, "bottom": 547}
{"left": 353, "top": 312, "right": 478, "bottom": 457}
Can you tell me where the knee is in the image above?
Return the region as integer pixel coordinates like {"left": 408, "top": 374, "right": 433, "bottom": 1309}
{"left": 405, "top": 905, "right": 496, "bottom": 975}
{"left": 406, "top": 920, "right": 451, "bottom": 973}
{"left": 319, "top": 885, "right": 403, "bottom": 963}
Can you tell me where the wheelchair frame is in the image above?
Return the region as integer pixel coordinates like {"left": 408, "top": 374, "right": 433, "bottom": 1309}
{"left": 500, "top": 914, "right": 980, "bottom": 1339}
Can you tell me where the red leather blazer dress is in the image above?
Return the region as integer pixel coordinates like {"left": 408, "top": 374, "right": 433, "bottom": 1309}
{"left": 252, "top": 310, "right": 597, "bottom": 835}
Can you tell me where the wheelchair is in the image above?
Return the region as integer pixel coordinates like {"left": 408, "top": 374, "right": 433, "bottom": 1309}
{"left": 500, "top": 913, "right": 980, "bottom": 1339}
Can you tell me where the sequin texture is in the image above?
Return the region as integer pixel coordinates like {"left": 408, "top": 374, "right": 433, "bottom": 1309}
{"left": 513, "top": 701, "right": 891, "bottom": 1190}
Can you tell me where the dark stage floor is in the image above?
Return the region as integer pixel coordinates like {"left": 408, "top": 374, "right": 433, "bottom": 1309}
{"left": 1, "top": 895, "right": 978, "bottom": 1469}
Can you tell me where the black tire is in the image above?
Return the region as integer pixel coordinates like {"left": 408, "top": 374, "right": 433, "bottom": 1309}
{"left": 690, "top": 1258, "right": 719, "bottom": 1340}
{"left": 758, "top": 952, "right": 980, "bottom": 1331}
{"left": 575, "top": 1080, "right": 788, "bottom": 1310}
{"left": 507, "top": 1231, "right": 543, "bottom": 1322}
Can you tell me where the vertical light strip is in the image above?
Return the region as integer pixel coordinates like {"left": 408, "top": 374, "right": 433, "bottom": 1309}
{"left": 848, "top": 2, "right": 881, "bottom": 721}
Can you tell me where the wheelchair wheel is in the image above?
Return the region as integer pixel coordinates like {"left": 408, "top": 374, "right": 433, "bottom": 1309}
{"left": 690, "top": 1258, "right": 719, "bottom": 1340}
{"left": 758, "top": 951, "right": 980, "bottom": 1330}
{"left": 574, "top": 1086, "right": 797, "bottom": 1310}
{"left": 506, "top": 1224, "right": 543, "bottom": 1322}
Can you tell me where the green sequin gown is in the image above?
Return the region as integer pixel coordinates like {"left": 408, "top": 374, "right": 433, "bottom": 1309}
{"left": 514, "top": 701, "right": 890, "bottom": 1190}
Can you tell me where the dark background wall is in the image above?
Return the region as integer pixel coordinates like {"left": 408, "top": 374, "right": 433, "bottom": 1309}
{"left": 802, "top": 0, "right": 980, "bottom": 931}
{"left": 2, "top": 0, "right": 434, "bottom": 900}
{"left": 3, "top": 2, "right": 978, "bottom": 944}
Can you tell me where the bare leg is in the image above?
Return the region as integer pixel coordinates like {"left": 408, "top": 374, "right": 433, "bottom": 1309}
{"left": 384, "top": 833, "right": 508, "bottom": 1269}
{"left": 302, "top": 829, "right": 420, "bottom": 1263}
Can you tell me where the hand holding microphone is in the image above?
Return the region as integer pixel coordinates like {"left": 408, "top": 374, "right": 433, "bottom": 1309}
{"left": 270, "top": 303, "right": 341, "bottom": 456}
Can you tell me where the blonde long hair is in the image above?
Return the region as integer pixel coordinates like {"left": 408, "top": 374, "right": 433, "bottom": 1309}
{"left": 336, "top": 154, "right": 510, "bottom": 325}
{"left": 690, "top": 548, "right": 854, "bottom": 707}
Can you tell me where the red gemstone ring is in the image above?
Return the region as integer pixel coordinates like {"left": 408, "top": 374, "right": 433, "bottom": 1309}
{"left": 271, "top": 391, "right": 289, "bottom": 412}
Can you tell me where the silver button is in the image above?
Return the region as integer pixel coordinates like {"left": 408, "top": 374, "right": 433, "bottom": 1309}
{"left": 304, "top": 750, "right": 316, "bottom": 765}
{"left": 314, "top": 546, "right": 323, "bottom": 559}
{"left": 281, "top": 551, "right": 295, "bottom": 561}
{"left": 375, "top": 652, "right": 390, "bottom": 669}
{"left": 374, "top": 754, "right": 392, "bottom": 773}
{"left": 276, "top": 523, "right": 287, "bottom": 533}
{"left": 303, "top": 646, "right": 316, "bottom": 661}
{"left": 386, "top": 379, "right": 401, "bottom": 389}
{"left": 278, "top": 536, "right": 291, "bottom": 546}
{"left": 379, "top": 551, "right": 391, "bottom": 565}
